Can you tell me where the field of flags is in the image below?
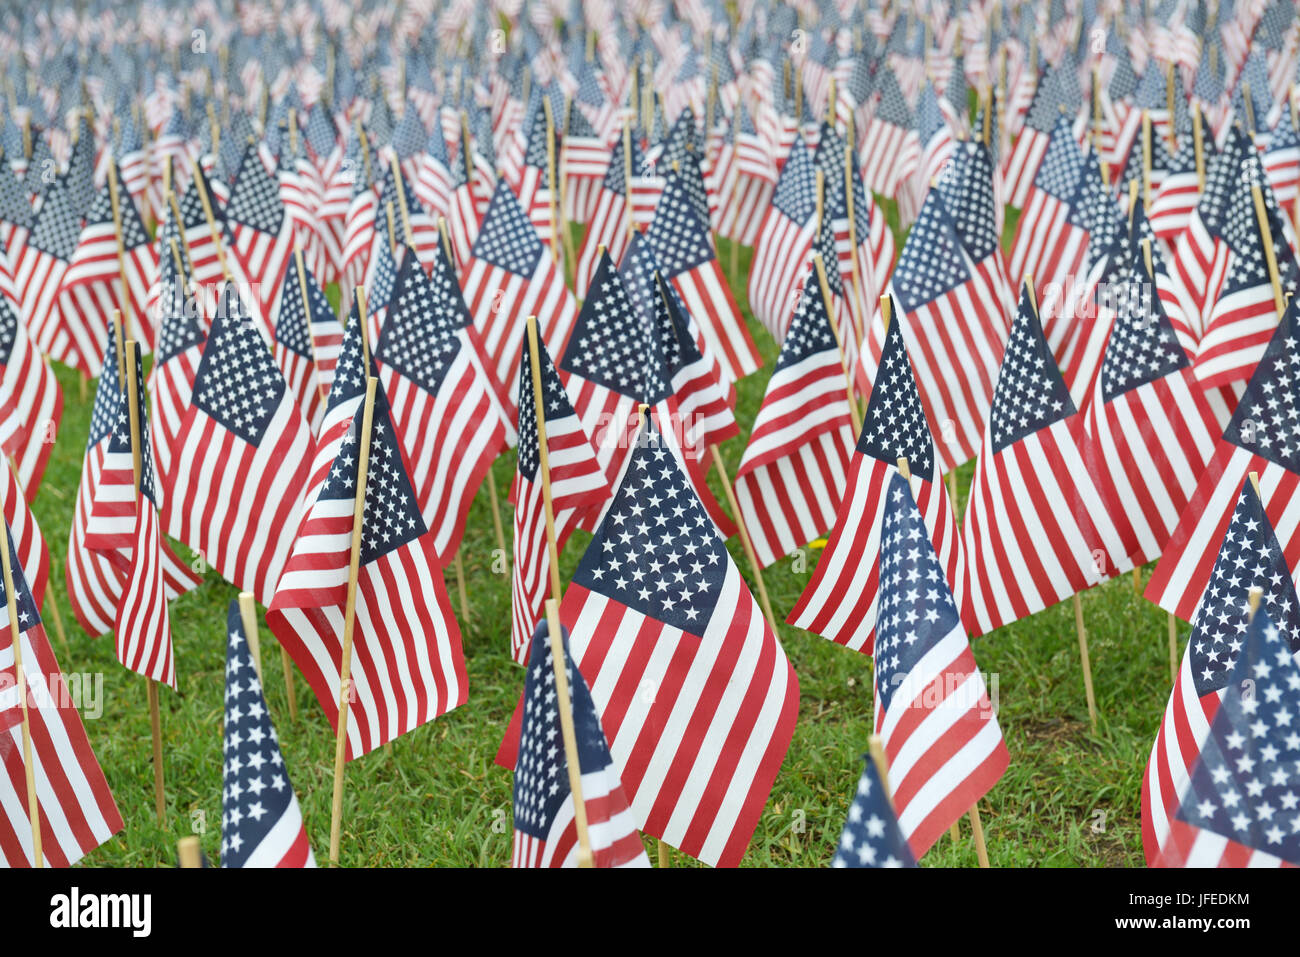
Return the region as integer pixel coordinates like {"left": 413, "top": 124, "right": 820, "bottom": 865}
{"left": 3, "top": 0, "right": 1300, "bottom": 871}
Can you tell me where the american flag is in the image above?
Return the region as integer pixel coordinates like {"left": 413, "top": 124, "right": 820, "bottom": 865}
{"left": 226, "top": 141, "right": 295, "bottom": 333}
{"left": 872, "top": 469, "right": 1008, "bottom": 856}
{"left": 961, "top": 285, "right": 1130, "bottom": 634}
{"left": 511, "top": 96, "right": 561, "bottom": 248}
{"left": 13, "top": 177, "right": 79, "bottom": 373}
{"left": 0, "top": 526, "right": 124, "bottom": 866}
{"left": 268, "top": 385, "right": 468, "bottom": 760}
{"left": 909, "top": 83, "right": 955, "bottom": 225}
{"left": 858, "top": 188, "right": 1008, "bottom": 474}
{"left": 377, "top": 246, "right": 511, "bottom": 562}
{"left": 1142, "top": 479, "right": 1300, "bottom": 864}
{"left": 174, "top": 164, "right": 231, "bottom": 306}
{"left": 790, "top": 308, "right": 966, "bottom": 655}
{"left": 220, "top": 599, "right": 315, "bottom": 867}
{"left": 831, "top": 754, "right": 917, "bottom": 868}
{"left": 1008, "top": 113, "right": 1086, "bottom": 301}
{"left": 0, "top": 248, "right": 62, "bottom": 498}
{"left": 162, "top": 284, "right": 312, "bottom": 605}
{"left": 0, "top": 454, "right": 48, "bottom": 611}
{"left": 1155, "top": 603, "right": 1300, "bottom": 867}
{"left": 1003, "top": 64, "right": 1083, "bottom": 208}
{"left": 1080, "top": 237, "right": 1223, "bottom": 569}
{"left": 1194, "top": 148, "right": 1298, "bottom": 392}
{"left": 1146, "top": 299, "right": 1300, "bottom": 620}
{"left": 510, "top": 331, "right": 609, "bottom": 663}
{"left": 148, "top": 241, "right": 207, "bottom": 503}
{"left": 511, "top": 619, "right": 648, "bottom": 868}
{"left": 574, "top": 130, "right": 657, "bottom": 293}
{"left": 747, "top": 135, "right": 817, "bottom": 342}
{"left": 859, "top": 70, "right": 921, "bottom": 216}
{"left": 277, "top": 134, "right": 331, "bottom": 286}
{"left": 414, "top": 123, "right": 453, "bottom": 224}
{"left": 560, "top": 102, "right": 609, "bottom": 225}
{"left": 733, "top": 265, "right": 855, "bottom": 567}
{"left": 376, "top": 159, "right": 442, "bottom": 270}
{"left": 1263, "top": 111, "right": 1300, "bottom": 203}
{"left": 444, "top": 136, "right": 482, "bottom": 269}
{"left": 717, "top": 104, "right": 777, "bottom": 247}
{"left": 105, "top": 341, "right": 177, "bottom": 687}
{"left": 497, "top": 415, "right": 799, "bottom": 867}
{"left": 460, "top": 179, "right": 577, "bottom": 409}
{"left": 57, "top": 166, "right": 157, "bottom": 370}
{"left": 1149, "top": 118, "right": 1213, "bottom": 243}
{"left": 269, "top": 255, "right": 328, "bottom": 433}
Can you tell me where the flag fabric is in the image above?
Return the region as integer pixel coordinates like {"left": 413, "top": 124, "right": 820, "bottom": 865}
{"left": 1155, "top": 604, "right": 1300, "bottom": 867}
{"left": 962, "top": 286, "right": 1130, "bottom": 634}
{"left": 831, "top": 754, "right": 917, "bottom": 868}
{"left": 0, "top": 249, "right": 61, "bottom": 498}
{"left": 1142, "top": 478, "right": 1300, "bottom": 863}
{"left": 460, "top": 180, "right": 578, "bottom": 408}
{"left": 511, "top": 619, "right": 648, "bottom": 868}
{"left": 510, "top": 333, "right": 609, "bottom": 663}
{"left": 14, "top": 178, "right": 79, "bottom": 372}
{"left": 0, "top": 455, "right": 48, "bottom": 611}
{"left": 1149, "top": 124, "right": 1212, "bottom": 243}
{"left": 269, "top": 257, "right": 328, "bottom": 433}
{"left": 268, "top": 385, "right": 468, "bottom": 761}
{"left": 858, "top": 188, "right": 1008, "bottom": 474}
{"left": 497, "top": 415, "right": 799, "bottom": 868}
{"left": 377, "top": 246, "right": 511, "bottom": 562}
{"left": 225, "top": 142, "right": 294, "bottom": 332}
{"left": 872, "top": 469, "right": 1008, "bottom": 856}
{"left": 220, "top": 600, "right": 315, "bottom": 868}
{"left": 717, "top": 104, "right": 778, "bottom": 247}
{"left": 1146, "top": 299, "right": 1300, "bottom": 620}
{"left": 791, "top": 309, "right": 966, "bottom": 655}
{"left": 574, "top": 132, "right": 658, "bottom": 293}
{"left": 1008, "top": 114, "right": 1086, "bottom": 298}
{"left": 748, "top": 137, "right": 818, "bottom": 342}
{"left": 734, "top": 265, "right": 855, "bottom": 567}
{"left": 0, "top": 527, "right": 124, "bottom": 867}
{"left": 162, "top": 284, "right": 312, "bottom": 605}
{"left": 859, "top": 71, "right": 921, "bottom": 214}
{"left": 1003, "top": 64, "right": 1083, "bottom": 208}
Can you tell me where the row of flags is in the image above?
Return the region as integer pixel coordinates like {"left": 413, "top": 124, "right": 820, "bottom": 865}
{"left": 4, "top": 0, "right": 1300, "bottom": 869}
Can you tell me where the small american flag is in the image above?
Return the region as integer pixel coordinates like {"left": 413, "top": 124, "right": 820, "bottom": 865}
{"left": 1156, "top": 603, "right": 1300, "bottom": 867}
{"left": 148, "top": 242, "right": 207, "bottom": 504}
{"left": 733, "top": 265, "right": 855, "bottom": 567}
{"left": 747, "top": 135, "right": 817, "bottom": 342}
{"left": 162, "top": 284, "right": 313, "bottom": 605}
{"left": 0, "top": 247, "right": 62, "bottom": 497}
{"left": 460, "top": 179, "right": 578, "bottom": 408}
{"left": 509, "top": 332, "right": 608, "bottom": 663}
{"left": 220, "top": 599, "right": 315, "bottom": 867}
{"left": 13, "top": 177, "right": 79, "bottom": 373}
{"left": 1143, "top": 479, "right": 1300, "bottom": 863}
{"left": 791, "top": 308, "right": 966, "bottom": 655}
{"left": 268, "top": 385, "right": 468, "bottom": 760}
{"left": 511, "top": 619, "right": 648, "bottom": 868}
{"left": 859, "top": 70, "right": 921, "bottom": 216}
{"left": 832, "top": 755, "right": 917, "bottom": 868}
{"left": 0, "top": 527, "right": 124, "bottom": 866}
{"left": 717, "top": 104, "right": 777, "bottom": 247}
{"left": 1002, "top": 63, "right": 1083, "bottom": 207}
{"left": 1150, "top": 121, "right": 1213, "bottom": 244}
{"left": 574, "top": 131, "right": 657, "bottom": 292}
{"left": 873, "top": 468, "right": 1009, "bottom": 856}
{"left": 962, "top": 285, "right": 1130, "bottom": 634}
{"left": 0, "top": 454, "right": 48, "bottom": 611}
{"left": 269, "top": 256, "right": 328, "bottom": 433}
{"left": 226, "top": 142, "right": 295, "bottom": 334}
{"left": 498, "top": 414, "right": 799, "bottom": 867}
{"left": 376, "top": 246, "right": 511, "bottom": 562}
{"left": 1008, "top": 113, "right": 1086, "bottom": 301}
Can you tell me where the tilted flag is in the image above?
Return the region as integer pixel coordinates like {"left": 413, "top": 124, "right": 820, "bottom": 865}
{"left": 0, "top": 454, "right": 48, "bottom": 610}
{"left": 1008, "top": 113, "right": 1086, "bottom": 297}
{"left": 716, "top": 103, "right": 778, "bottom": 248}
{"left": 1003, "top": 63, "right": 1084, "bottom": 207}
{"left": 872, "top": 470, "right": 1008, "bottom": 856}
{"left": 859, "top": 70, "right": 921, "bottom": 216}
{"left": 163, "top": 285, "right": 312, "bottom": 605}
{"left": 962, "top": 286, "right": 1130, "bottom": 634}
{"left": 734, "top": 265, "right": 856, "bottom": 567}
{"left": 14, "top": 177, "right": 79, "bottom": 372}
{"left": 1150, "top": 114, "right": 1215, "bottom": 243}
{"left": 269, "top": 256, "right": 328, "bottom": 433}
{"left": 1156, "top": 604, "right": 1300, "bottom": 867}
{"left": 511, "top": 619, "right": 648, "bottom": 868}
{"left": 510, "top": 333, "right": 609, "bottom": 663}
{"left": 148, "top": 242, "right": 207, "bottom": 501}
{"left": 377, "top": 247, "right": 511, "bottom": 562}
{"left": 791, "top": 310, "right": 966, "bottom": 655}
{"left": 268, "top": 386, "right": 468, "bottom": 760}
{"left": 1146, "top": 299, "right": 1300, "bottom": 619}
{"left": 831, "top": 754, "right": 917, "bottom": 868}
{"left": 1142, "top": 479, "right": 1300, "bottom": 863}
{"left": 225, "top": 142, "right": 294, "bottom": 332}
{"left": 561, "top": 102, "right": 611, "bottom": 226}
{"left": 0, "top": 526, "right": 124, "bottom": 866}
{"left": 0, "top": 247, "right": 61, "bottom": 497}
{"left": 497, "top": 414, "right": 799, "bottom": 868}
{"left": 574, "top": 131, "right": 658, "bottom": 293}
{"left": 460, "top": 180, "right": 578, "bottom": 407}
{"left": 748, "top": 136, "right": 817, "bottom": 342}
{"left": 221, "top": 600, "right": 315, "bottom": 867}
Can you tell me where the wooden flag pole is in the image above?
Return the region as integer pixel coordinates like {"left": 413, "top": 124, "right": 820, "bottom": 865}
{"left": 812, "top": 252, "right": 863, "bottom": 436}
{"left": 544, "top": 598, "right": 594, "bottom": 867}
{"left": 106, "top": 161, "right": 135, "bottom": 338}
{"left": 842, "top": 132, "right": 869, "bottom": 346}
{"left": 1072, "top": 593, "right": 1099, "bottom": 733}
{"left": 329, "top": 375, "right": 379, "bottom": 867}
{"left": 1, "top": 515, "right": 41, "bottom": 867}
{"left": 237, "top": 591, "right": 263, "bottom": 682}
{"left": 384, "top": 200, "right": 399, "bottom": 255}
{"left": 293, "top": 246, "right": 328, "bottom": 411}
{"left": 1191, "top": 107, "right": 1205, "bottom": 190}
{"left": 546, "top": 96, "right": 578, "bottom": 280}
{"left": 1140, "top": 110, "right": 1152, "bottom": 209}
{"left": 526, "top": 316, "right": 563, "bottom": 603}
{"left": 1242, "top": 81, "right": 1257, "bottom": 139}
{"left": 541, "top": 96, "right": 566, "bottom": 272}
{"left": 867, "top": 734, "right": 894, "bottom": 810}
{"left": 124, "top": 338, "right": 168, "bottom": 820}
{"left": 177, "top": 836, "right": 202, "bottom": 868}
{"left": 622, "top": 117, "right": 636, "bottom": 241}
{"left": 1250, "top": 183, "right": 1286, "bottom": 320}
{"left": 388, "top": 155, "right": 417, "bottom": 250}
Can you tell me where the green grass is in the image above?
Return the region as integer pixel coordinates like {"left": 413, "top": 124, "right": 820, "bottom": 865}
{"left": 36, "top": 219, "right": 1172, "bottom": 868}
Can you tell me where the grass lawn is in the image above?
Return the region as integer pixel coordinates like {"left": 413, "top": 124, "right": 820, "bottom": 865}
{"left": 36, "top": 212, "right": 1175, "bottom": 867}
